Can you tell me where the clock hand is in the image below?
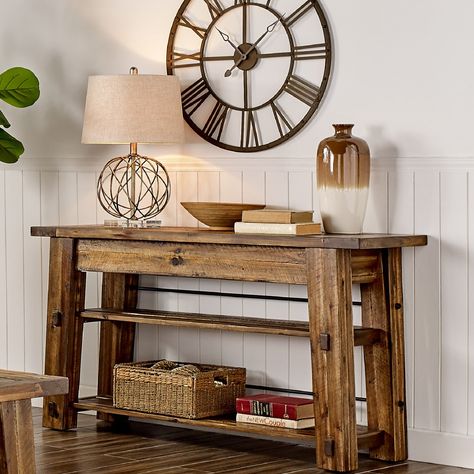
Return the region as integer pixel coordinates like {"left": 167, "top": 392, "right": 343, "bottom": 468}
{"left": 252, "top": 15, "right": 283, "bottom": 49}
{"left": 216, "top": 28, "right": 243, "bottom": 55}
{"left": 224, "top": 15, "right": 284, "bottom": 77}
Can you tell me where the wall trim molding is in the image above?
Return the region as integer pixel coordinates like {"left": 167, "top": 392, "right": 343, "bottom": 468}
{"left": 4, "top": 155, "right": 474, "bottom": 173}
{"left": 408, "top": 428, "right": 474, "bottom": 469}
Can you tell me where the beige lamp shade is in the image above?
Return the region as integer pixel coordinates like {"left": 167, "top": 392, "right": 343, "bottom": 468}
{"left": 81, "top": 74, "right": 184, "bottom": 144}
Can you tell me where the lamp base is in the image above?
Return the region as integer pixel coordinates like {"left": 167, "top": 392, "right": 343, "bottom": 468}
{"left": 103, "top": 218, "right": 162, "bottom": 228}
{"left": 97, "top": 153, "right": 170, "bottom": 220}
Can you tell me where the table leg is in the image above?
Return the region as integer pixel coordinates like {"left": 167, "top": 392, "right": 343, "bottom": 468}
{"left": 360, "top": 248, "right": 407, "bottom": 461}
{"left": 97, "top": 273, "right": 138, "bottom": 422}
{"left": 306, "top": 248, "right": 358, "bottom": 472}
{"left": 0, "top": 400, "right": 36, "bottom": 473}
{"left": 43, "top": 238, "right": 86, "bottom": 430}
{"left": 386, "top": 248, "right": 408, "bottom": 460}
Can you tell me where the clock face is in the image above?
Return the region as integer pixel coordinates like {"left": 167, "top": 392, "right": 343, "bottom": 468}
{"left": 166, "top": 0, "right": 332, "bottom": 152}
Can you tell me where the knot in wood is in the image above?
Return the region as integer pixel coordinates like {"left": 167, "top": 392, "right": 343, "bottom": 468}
{"left": 51, "top": 311, "right": 62, "bottom": 328}
{"left": 394, "top": 303, "right": 402, "bottom": 310}
{"left": 48, "top": 402, "right": 59, "bottom": 419}
{"left": 171, "top": 256, "right": 184, "bottom": 266}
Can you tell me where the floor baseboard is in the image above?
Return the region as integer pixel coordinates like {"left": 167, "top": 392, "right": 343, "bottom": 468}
{"left": 408, "top": 428, "right": 474, "bottom": 469}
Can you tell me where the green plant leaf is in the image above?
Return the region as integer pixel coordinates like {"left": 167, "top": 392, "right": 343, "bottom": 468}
{"left": 0, "top": 110, "right": 10, "bottom": 128}
{"left": 0, "top": 67, "right": 40, "bottom": 108}
{"left": 0, "top": 128, "right": 24, "bottom": 163}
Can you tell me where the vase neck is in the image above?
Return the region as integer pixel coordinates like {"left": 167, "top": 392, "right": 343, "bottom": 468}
{"left": 333, "top": 124, "right": 354, "bottom": 137}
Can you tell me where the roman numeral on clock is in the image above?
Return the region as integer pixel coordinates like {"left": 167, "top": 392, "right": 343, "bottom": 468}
{"left": 241, "top": 110, "right": 259, "bottom": 148}
{"left": 295, "top": 43, "right": 326, "bottom": 60}
{"left": 270, "top": 102, "right": 293, "bottom": 137}
{"left": 178, "top": 15, "right": 207, "bottom": 39}
{"left": 203, "top": 102, "right": 229, "bottom": 141}
{"left": 286, "top": 0, "right": 314, "bottom": 27}
{"left": 203, "top": 0, "right": 224, "bottom": 20}
{"left": 182, "top": 78, "right": 211, "bottom": 116}
{"left": 171, "top": 51, "right": 202, "bottom": 69}
{"left": 284, "top": 75, "right": 320, "bottom": 107}
{"left": 234, "top": 0, "right": 247, "bottom": 5}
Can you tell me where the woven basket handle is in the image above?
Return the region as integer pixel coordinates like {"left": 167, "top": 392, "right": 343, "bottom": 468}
{"left": 214, "top": 375, "right": 228, "bottom": 386}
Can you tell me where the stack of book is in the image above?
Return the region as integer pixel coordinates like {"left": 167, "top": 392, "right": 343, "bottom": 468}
{"left": 235, "top": 394, "right": 315, "bottom": 429}
{"left": 234, "top": 209, "right": 322, "bottom": 235}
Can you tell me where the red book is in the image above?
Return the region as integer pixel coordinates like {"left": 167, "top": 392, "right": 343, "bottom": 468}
{"left": 236, "top": 394, "right": 314, "bottom": 420}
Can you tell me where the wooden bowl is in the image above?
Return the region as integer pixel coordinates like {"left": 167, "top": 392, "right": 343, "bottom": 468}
{"left": 181, "top": 202, "right": 265, "bottom": 230}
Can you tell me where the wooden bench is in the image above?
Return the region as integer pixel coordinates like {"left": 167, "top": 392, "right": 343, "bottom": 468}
{"left": 0, "top": 370, "right": 68, "bottom": 474}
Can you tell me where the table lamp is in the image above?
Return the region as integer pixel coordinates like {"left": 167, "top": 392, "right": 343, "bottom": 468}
{"left": 81, "top": 67, "right": 184, "bottom": 223}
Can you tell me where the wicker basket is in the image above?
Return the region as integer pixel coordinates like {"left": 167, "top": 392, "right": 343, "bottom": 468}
{"left": 113, "top": 360, "right": 246, "bottom": 419}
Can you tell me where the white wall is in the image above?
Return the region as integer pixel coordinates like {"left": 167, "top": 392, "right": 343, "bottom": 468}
{"left": 2, "top": 0, "right": 474, "bottom": 468}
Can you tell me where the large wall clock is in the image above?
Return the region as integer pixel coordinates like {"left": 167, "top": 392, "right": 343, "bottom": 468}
{"left": 166, "top": 0, "right": 332, "bottom": 152}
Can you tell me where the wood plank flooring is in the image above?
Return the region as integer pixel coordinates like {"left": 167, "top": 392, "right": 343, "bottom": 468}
{"left": 32, "top": 409, "right": 472, "bottom": 474}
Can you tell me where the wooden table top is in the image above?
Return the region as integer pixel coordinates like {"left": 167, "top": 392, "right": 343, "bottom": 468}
{"left": 31, "top": 225, "right": 427, "bottom": 250}
{"left": 0, "top": 370, "right": 68, "bottom": 403}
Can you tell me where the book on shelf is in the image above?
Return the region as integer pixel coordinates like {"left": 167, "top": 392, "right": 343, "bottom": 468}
{"left": 236, "top": 394, "right": 314, "bottom": 420}
{"left": 241, "top": 208, "right": 314, "bottom": 224}
{"left": 236, "top": 413, "right": 315, "bottom": 429}
{"left": 234, "top": 221, "right": 322, "bottom": 236}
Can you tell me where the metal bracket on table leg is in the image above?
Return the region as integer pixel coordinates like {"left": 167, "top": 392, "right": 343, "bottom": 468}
{"left": 324, "top": 439, "right": 335, "bottom": 457}
{"left": 319, "top": 333, "right": 331, "bottom": 351}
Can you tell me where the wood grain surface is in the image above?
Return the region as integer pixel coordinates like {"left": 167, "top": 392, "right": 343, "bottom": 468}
{"left": 361, "top": 252, "right": 396, "bottom": 460}
{"left": 306, "top": 248, "right": 358, "bottom": 472}
{"left": 77, "top": 239, "right": 308, "bottom": 284}
{"left": 32, "top": 408, "right": 468, "bottom": 474}
{"left": 0, "top": 371, "right": 68, "bottom": 403}
{"left": 97, "top": 273, "right": 138, "bottom": 423}
{"left": 31, "top": 225, "right": 427, "bottom": 250}
{"left": 43, "top": 237, "right": 85, "bottom": 430}
{"left": 81, "top": 308, "right": 383, "bottom": 345}
{"left": 0, "top": 372, "right": 68, "bottom": 473}
{"left": 386, "top": 248, "right": 408, "bottom": 460}
{"left": 0, "top": 400, "right": 35, "bottom": 473}
{"left": 73, "top": 396, "right": 383, "bottom": 450}
{"left": 75, "top": 239, "right": 383, "bottom": 285}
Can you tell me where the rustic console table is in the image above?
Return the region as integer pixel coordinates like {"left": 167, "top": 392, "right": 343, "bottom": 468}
{"left": 31, "top": 225, "right": 426, "bottom": 472}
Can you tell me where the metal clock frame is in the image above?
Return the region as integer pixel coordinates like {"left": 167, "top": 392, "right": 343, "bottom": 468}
{"left": 166, "top": 0, "right": 332, "bottom": 152}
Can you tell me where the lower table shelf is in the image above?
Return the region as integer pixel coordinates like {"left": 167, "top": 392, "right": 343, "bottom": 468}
{"left": 73, "top": 396, "right": 384, "bottom": 450}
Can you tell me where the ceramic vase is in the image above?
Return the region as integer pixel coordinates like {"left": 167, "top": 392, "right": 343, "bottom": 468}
{"left": 316, "top": 124, "right": 370, "bottom": 234}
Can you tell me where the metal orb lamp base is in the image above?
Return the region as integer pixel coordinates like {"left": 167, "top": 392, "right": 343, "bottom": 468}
{"left": 81, "top": 67, "right": 184, "bottom": 226}
{"left": 97, "top": 143, "right": 171, "bottom": 222}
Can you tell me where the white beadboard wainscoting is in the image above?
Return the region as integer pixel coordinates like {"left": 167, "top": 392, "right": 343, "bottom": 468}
{"left": 1, "top": 156, "right": 473, "bottom": 468}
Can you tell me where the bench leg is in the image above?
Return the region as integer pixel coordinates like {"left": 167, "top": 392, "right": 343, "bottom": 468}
{"left": 361, "top": 248, "right": 407, "bottom": 461}
{"left": 0, "top": 400, "right": 36, "bottom": 474}
{"left": 97, "top": 273, "right": 138, "bottom": 422}
{"left": 43, "top": 237, "right": 86, "bottom": 430}
{"left": 306, "top": 248, "right": 358, "bottom": 472}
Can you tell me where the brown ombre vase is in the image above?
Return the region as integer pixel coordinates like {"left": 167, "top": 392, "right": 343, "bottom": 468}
{"left": 316, "top": 124, "right": 370, "bottom": 234}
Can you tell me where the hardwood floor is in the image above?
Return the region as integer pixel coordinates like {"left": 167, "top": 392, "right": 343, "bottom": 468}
{"left": 32, "top": 409, "right": 472, "bottom": 474}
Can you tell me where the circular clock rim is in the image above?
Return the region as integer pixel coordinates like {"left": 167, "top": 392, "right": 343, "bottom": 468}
{"left": 166, "top": 0, "right": 333, "bottom": 153}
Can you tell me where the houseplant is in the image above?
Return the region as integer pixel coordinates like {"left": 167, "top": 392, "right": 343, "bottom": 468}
{"left": 0, "top": 67, "right": 40, "bottom": 163}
